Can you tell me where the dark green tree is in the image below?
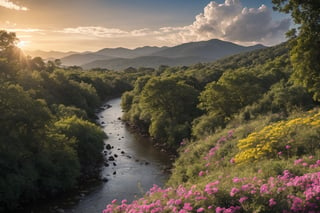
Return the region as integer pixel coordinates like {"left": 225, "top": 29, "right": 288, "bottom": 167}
{"left": 53, "top": 116, "right": 106, "bottom": 172}
{"left": 0, "top": 31, "right": 17, "bottom": 51}
{"left": 272, "top": 0, "right": 320, "bottom": 101}
{"left": 140, "top": 77, "right": 200, "bottom": 146}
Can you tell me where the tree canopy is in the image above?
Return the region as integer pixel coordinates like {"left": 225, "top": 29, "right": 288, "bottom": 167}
{"left": 272, "top": 0, "right": 320, "bottom": 101}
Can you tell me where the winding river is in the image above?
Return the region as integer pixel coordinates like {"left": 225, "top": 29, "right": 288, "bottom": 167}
{"left": 63, "top": 97, "right": 172, "bottom": 213}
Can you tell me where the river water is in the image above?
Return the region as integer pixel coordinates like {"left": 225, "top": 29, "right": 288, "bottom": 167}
{"left": 62, "top": 97, "right": 171, "bottom": 213}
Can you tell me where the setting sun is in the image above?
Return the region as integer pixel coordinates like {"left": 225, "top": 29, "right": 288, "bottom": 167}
{"left": 16, "top": 40, "right": 28, "bottom": 49}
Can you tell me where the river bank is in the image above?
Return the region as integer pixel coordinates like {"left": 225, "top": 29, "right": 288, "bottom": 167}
{"left": 20, "top": 97, "right": 173, "bottom": 213}
{"left": 61, "top": 97, "right": 173, "bottom": 213}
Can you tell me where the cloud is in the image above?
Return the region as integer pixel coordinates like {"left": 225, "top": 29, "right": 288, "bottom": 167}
{"left": 5, "top": 28, "right": 41, "bottom": 33}
{"left": 158, "top": 0, "right": 290, "bottom": 46}
{"left": 58, "top": 26, "right": 159, "bottom": 38}
{"left": 49, "top": 1, "right": 290, "bottom": 48}
{"left": 59, "top": 26, "right": 128, "bottom": 38}
{"left": 0, "top": 0, "right": 28, "bottom": 11}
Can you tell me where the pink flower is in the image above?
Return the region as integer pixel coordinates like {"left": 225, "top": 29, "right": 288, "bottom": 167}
{"left": 197, "top": 207, "right": 205, "bottom": 212}
{"left": 285, "top": 145, "right": 291, "bottom": 149}
{"left": 183, "top": 203, "right": 193, "bottom": 211}
{"left": 218, "top": 136, "right": 227, "bottom": 143}
{"left": 269, "top": 198, "right": 277, "bottom": 207}
{"left": 227, "top": 129, "right": 235, "bottom": 138}
{"left": 174, "top": 199, "right": 182, "bottom": 205}
{"left": 250, "top": 190, "right": 257, "bottom": 194}
{"left": 111, "top": 199, "right": 117, "bottom": 204}
{"left": 233, "top": 177, "right": 241, "bottom": 183}
{"left": 241, "top": 184, "right": 251, "bottom": 191}
{"left": 216, "top": 207, "right": 226, "bottom": 213}
{"left": 205, "top": 181, "right": 220, "bottom": 195}
{"left": 294, "top": 159, "right": 303, "bottom": 165}
{"left": 199, "top": 171, "right": 205, "bottom": 176}
{"left": 230, "top": 187, "right": 240, "bottom": 197}
{"left": 260, "top": 184, "right": 269, "bottom": 194}
{"left": 230, "top": 158, "right": 235, "bottom": 164}
{"left": 239, "top": 196, "right": 248, "bottom": 203}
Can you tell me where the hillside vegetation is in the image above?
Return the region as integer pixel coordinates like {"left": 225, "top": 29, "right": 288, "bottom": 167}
{"left": 104, "top": 1, "right": 320, "bottom": 212}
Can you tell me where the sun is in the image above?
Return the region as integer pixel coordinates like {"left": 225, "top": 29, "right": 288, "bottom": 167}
{"left": 16, "top": 40, "right": 28, "bottom": 49}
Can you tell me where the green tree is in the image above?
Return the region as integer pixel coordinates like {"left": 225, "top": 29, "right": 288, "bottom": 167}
{"left": 0, "top": 83, "right": 52, "bottom": 210}
{"left": 53, "top": 116, "right": 106, "bottom": 172}
{"left": 30, "top": 57, "right": 46, "bottom": 71}
{"left": 140, "top": 77, "right": 200, "bottom": 146}
{"left": 0, "top": 31, "right": 26, "bottom": 80}
{"left": 272, "top": 0, "right": 320, "bottom": 101}
{"left": 0, "top": 31, "right": 17, "bottom": 51}
{"left": 199, "top": 70, "right": 264, "bottom": 117}
{"left": 35, "top": 132, "right": 80, "bottom": 195}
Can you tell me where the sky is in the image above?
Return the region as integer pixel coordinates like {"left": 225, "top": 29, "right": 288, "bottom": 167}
{"left": 0, "top": 0, "right": 292, "bottom": 52}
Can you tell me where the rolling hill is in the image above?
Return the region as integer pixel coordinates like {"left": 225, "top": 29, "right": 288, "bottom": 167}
{"left": 81, "top": 56, "right": 207, "bottom": 70}
{"left": 61, "top": 39, "right": 266, "bottom": 70}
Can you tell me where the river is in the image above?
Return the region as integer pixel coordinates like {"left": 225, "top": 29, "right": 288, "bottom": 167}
{"left": 22, "top": 97, "right": 171, "bottom": 213}
{"left": 62, "top": 97, "right": 171, "bottom": 213}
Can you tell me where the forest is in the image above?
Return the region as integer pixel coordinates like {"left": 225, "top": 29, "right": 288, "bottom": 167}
{"left": 1, "top": 0, "right": 320, "bottom": 212}
{"left": 0, "top": 31, "right": 156, "bottom": 211}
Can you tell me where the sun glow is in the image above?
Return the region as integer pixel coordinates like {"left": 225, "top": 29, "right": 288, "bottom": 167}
{"left": 16, "top": 40, "right": 28, "bottom": 49}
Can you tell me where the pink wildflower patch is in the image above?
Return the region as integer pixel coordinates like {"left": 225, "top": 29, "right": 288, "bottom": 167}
{"left": 183, "top": 203, "right": 193, "bottom": 211}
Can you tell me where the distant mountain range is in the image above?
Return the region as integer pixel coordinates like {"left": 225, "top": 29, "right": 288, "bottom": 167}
{"left": 26, "top": 39, "right": 266, "bottom": 70}
{"left": 25, "top": 50, "right": 78, "bottom": 61}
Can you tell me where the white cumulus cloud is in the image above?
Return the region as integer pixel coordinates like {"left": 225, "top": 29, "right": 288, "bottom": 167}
{"left": 0, "top": 0, "right": 28, "bottom": 11}
{"left": 158, "top": 0, "right": 290, "bottom": 46}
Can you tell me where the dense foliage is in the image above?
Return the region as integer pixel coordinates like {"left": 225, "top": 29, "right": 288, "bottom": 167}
{"left": 122, "top": 41, "right": 315, "bottom": 148}
{"left": 104, "top": 2, "right": 320, "bottom": 212}
{"left": 272, "top": 0, "right": 320, "bottom": 101}
{"left": 104, "top": 118, "right": 320, "bottom": 212}
{"left": 0, "top": 31, "right": 141, "bottom": 211}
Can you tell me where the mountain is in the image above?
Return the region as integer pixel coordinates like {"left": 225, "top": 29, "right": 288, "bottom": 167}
{"left": 60, "top": 46, "right": 168, "bottom": 66}
{"left": 82, "top": 56, "right": 207, "bottom": 70}
{"left": 60, "top": 53, "right": 113, "bottom": 66}
{"left": 61, "top": 39, "right": 266, "bottom": 70}
{"left": 25, "top": 50, "right": 77, "bottom": 60}
{"left": 96, "top": 46, "right": 168, "bottom": 58}
{"left": 151, "top": 39, "right": 264, "bottom": 60}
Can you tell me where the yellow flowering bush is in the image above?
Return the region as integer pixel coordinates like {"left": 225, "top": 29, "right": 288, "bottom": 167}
{"left": 235, "top": 111, "right": 320, "bottom": 163}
